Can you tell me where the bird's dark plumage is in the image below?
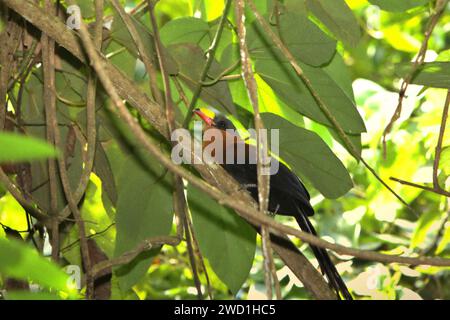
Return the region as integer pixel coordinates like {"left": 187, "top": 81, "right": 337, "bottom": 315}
{"left": 194, "top": 109, "right": 352, "bottom": 300}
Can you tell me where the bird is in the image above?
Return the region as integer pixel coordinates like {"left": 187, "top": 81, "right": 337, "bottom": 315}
{"left": 193, "top": 108, "right": 353, "bottom": 300}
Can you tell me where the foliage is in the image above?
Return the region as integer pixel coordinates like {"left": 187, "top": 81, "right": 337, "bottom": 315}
{"left": 0, "top": 0, "right": 449, "bottom": 300}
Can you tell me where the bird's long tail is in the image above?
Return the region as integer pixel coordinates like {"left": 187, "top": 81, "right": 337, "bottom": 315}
{"left": 295, "top": 210, "right": 353, "bottom": 300}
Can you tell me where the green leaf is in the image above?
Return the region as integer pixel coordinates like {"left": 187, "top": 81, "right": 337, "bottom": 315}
{"left": 248, "top": 12, "right": 336, "bottom": 67}
{"left": 262, "top": 113, "right": 353, "bottom": 198}
{"left": 201, "top": 0, "right": 225, "bottom": 21}
{"left": 187, "top": 186, "right": 256, "bottom": 294}
{"left": 256, "top": 53, "right": 366, "bottom": 134}
{"left": 77, "top": 0, "right": 96, "bottom": 19}
{"left": 0, "top": 132, "right": 58, "bottom": 163}
{"left": 0, "top": 238, "right": 70, "bottom": 292}
{"left": 440, "top": 146, "right": 450, "bottom": 177}
{"left": 368, "top": 0, "right": 430, "bottom": 12}
{"left": 160, "top": 17, "right": 210, "bottom": 49}
{"left": 306, "top": 0, "right": 361, "bottom": 47}
{"left": 168, "top": 43, "right": 236, "bottom": 115}
{"left": 108, "top": 143, "right": 173, "bottom": 292}
{"left": 395, "top": 62, "right": 450, "bottom": 89}
{"left": 436, "top": 223, "right": 450, "bottom": 254}
{"left": 411, "top": 211, "right": 443, "bottom": 249}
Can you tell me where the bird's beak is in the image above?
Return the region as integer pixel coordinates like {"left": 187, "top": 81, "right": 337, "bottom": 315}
{"left": 193, "top": 108, "right": 215, "bottom": 126}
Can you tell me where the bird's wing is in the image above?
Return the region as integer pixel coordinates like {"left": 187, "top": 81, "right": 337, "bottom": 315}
{"left": 223, "top": 142, "right": 314, "bottom": 217}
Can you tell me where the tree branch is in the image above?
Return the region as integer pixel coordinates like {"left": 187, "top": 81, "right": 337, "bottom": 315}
{"left": 235, "top": 0, "right": 276, "bottom": 300}
{"left": 433, "top": 90, "right": 450, "bottom": 191}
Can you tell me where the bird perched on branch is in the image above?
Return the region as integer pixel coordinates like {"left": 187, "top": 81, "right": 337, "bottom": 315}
{"left": 194, "top": 108, "right": 352, "bottom": 300}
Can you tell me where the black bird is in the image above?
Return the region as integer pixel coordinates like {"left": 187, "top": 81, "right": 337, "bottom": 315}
{"left": 194, "top": 108, "right": 352, "bottom": 300}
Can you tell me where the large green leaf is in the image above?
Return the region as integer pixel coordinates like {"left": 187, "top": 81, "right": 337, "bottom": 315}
{"left": 168, "top": 43, "right": 236, "bottom": 115}
{"left": 256, "top": 53, "right": 366, "bottom": 134}
{"left": 0, "top": 132, "right": 58, "bottom": 163}
{"left": 187, "top": 186, "right": 256, "bottom": 295}
{"left": 306, "top": 0, "right": 361, "bottom": 47}
{"left": 395, "top": 62, "right": 450, "bottom": 89}
{"left": 108, "top": 143, "right": 173, "bottom": 292}
{"left": 262, "top": 113, "right": 353, "bottom": 198}
{"left": 368, "top": 0, "right": 430, "bottom": 12}
{"left": 0, "top": 238, "right": 70, "bottom": 292}
{"left": 160, "top": 17, "right": 210, "bottom": 49}
{"left": 248, "top": 12, "right": 336, "bottom": 67}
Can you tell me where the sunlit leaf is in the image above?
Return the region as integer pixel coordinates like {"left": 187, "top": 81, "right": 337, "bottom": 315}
{"left": 202, "top": 0, "right": 225, "bottom": 21}
{"left": 436, "top": 222, "right": 450, "bottom": 254}
{"left": 368, "top": 0, "right": 430, "bottom": 12}
{"left": 411, "top": 211, "right": 443, "bottom": 249}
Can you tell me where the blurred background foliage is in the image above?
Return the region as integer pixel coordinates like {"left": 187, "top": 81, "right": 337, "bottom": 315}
{"left": 0, "top": 0, "right": 449, "bottom": 300}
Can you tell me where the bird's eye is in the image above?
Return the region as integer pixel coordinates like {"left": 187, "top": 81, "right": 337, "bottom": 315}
{"left": 215, "top": 120, "right": 226, "bottom": 129}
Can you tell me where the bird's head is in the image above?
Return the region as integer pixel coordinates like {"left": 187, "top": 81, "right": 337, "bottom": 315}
{"left": 193, "top": 108, "right": 236, "bottom": 131}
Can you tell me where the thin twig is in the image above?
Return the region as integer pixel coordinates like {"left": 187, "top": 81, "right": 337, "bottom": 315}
{"left": 382, "top": 0, "right": 448, "bottom": 157}
{"left": 390, "top": 177, "right": 450, "bottom": 197}
{"left": 236, "top": 0, "right": 276, "bottom": 300}
{"left": 185, "top": 209, "right": 213, "bottom": 300}
{"left": 201, "top": 60, "right": 241, "bottom": 86}
{"left": 1, "top": 16, "right": 22, "bottom": 129}
{"left": 7, "top": 39, "right": 39, "bottom": 91}
{"left": 183, "top": 214, "right": 203, "bottom": 299}
{"left": 182, "top": 0, "right": 233, "bottom": 127}
{"left": 42, "top": 0, "right": 59, "bottom": 262}
{"left": 433, "top": 90, "right": 450, "bottom": 190}
{"left": 92, "top": 236, "right": 180, "bottom": 276}
{"left": 60, "top": 223, "right": 116, "bottom": 253}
